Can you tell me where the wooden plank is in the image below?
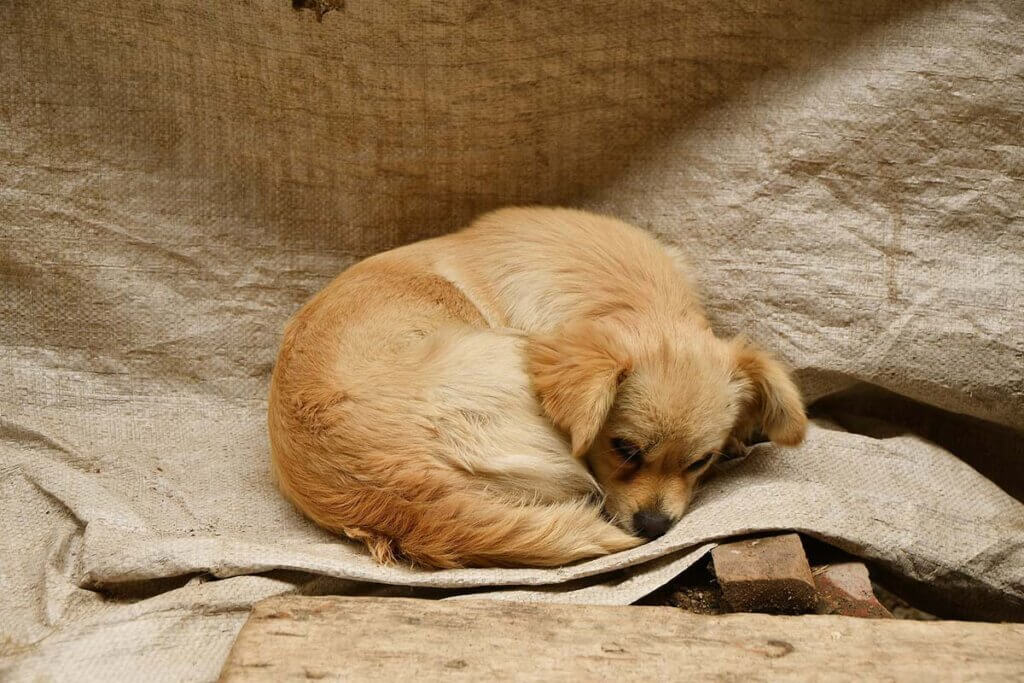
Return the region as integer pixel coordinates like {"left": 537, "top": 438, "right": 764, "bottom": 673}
{"left": 219, "top": 596, "right": 1024, "bottom": 682}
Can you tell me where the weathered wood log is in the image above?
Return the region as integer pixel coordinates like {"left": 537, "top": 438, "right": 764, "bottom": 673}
{"left": 220, "top": 596, "right": 1024, "bottom": 681}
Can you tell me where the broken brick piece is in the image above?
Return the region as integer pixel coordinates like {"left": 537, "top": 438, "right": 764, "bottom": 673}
{"left": 813, "top": 562, "right": 893, "bottom": 619}
{"left": 711, "top": 533, "right": 816, "bottom": 614}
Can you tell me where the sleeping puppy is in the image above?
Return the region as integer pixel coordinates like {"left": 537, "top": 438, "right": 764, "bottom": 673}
{"left": 268, "top": 207, "right": 806, "bottom": 568}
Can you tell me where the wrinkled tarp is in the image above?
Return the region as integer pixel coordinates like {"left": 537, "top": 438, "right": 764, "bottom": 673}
{"left": 2, "top": 1, "right": 1022, "bottom": 680}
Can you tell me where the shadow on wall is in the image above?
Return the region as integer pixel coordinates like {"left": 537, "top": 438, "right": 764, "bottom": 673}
{"left": 811, "top": 384, "right": 1024, "bottom": 503}
{"left": 4, "top": 0, "right": 939, "bottom": 255}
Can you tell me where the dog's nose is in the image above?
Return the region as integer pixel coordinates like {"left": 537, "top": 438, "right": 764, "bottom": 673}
{"left": 633, "top": 510, "right": 671, "bottom": 539}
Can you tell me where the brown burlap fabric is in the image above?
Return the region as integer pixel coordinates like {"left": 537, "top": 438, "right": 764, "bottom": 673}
{"left": 2, "top": 1, "right": 1022, "bottom": 679}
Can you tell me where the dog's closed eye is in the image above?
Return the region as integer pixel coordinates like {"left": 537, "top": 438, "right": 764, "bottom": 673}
{"left": 610, "top": 437, "right": 644, "bottom": 464}
{"left": 686, "top": 452, "right": 715, "bottom": 472}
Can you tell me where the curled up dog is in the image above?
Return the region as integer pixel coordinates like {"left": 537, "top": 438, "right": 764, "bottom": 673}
{"left": 267, "top": 208, "right": 807, "bottom": 568}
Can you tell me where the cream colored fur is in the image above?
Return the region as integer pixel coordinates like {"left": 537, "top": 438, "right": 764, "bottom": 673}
{"left": 268, "top": 207, "right": 806, "bottom": 568}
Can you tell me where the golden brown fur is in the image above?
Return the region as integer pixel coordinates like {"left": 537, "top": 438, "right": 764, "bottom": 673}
{"left": 268, "top": 207, "right": 807, "bottom": 568}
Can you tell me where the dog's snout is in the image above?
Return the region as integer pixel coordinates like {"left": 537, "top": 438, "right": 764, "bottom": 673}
{"left": 633, "top": 510, "right": 671, "bottom": 539}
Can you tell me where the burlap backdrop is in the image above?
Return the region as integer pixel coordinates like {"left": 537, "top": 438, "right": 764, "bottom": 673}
{"left": 2, "top": 1, "right": 1022, "bottom": 680}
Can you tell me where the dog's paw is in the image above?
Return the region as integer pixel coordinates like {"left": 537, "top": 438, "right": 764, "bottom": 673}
{"left": 719, "top": 435, "right": 750, "bottom": 462}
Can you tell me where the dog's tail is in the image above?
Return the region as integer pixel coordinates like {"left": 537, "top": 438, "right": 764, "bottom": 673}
{"left": 392, "top": 491, "right": 642, "bottom": 568}
{"left": 273, "top": 458, "right": 641, "bottom": 568}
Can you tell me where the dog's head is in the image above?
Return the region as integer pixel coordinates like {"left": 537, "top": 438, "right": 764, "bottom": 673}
{"left": 529, "top": 318, "right": 806, "bottom": 540}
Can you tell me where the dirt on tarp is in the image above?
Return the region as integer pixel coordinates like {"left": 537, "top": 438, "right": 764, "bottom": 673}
{"left": 292, "top": 0, "right": 344, "bottom": 21}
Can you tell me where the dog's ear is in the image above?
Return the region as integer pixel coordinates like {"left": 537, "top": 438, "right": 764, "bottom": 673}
{"left": 730, "top": 338, "right": 807, "bottom": 446}
{"left": 528, "top": 320, "right": 631, "bottom": 458}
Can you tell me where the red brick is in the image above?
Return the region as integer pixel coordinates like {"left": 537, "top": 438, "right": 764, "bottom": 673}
{"left": 711, "top": 533, "right": 816, "bottom": 614}
{"left": 813, "top": 562, "right": 893, "bottom": 619}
